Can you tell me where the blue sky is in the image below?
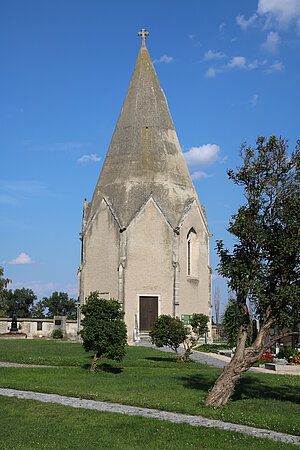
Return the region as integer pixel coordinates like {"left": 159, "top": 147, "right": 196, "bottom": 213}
{"left": 1, "top": 0, "right": 299, "bottom": 313}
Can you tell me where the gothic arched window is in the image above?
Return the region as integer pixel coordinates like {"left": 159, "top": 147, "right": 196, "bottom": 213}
{"left": 187, "top": 228, "right": 197, "bottom": 277}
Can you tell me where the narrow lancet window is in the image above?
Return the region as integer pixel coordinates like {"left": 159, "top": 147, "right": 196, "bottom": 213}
{"left": 187, "top": 228, "right": 197, "bottom": 277}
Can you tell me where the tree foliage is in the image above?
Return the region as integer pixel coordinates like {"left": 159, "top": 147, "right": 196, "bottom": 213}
{"left": 223, "top": 299, "right": 242, "bottom": 347}
{"left": 80, "top": 292, "right": 127, "bottom": 372}
{"left": 150, "top": 315, "right": 188, "bottom": 361}
{"left": 183, "top": 313, "right": 210, "bottom": 360}
{"left": 150, "top": 313, "right": 209, "bottom": 362}
{"left": 30, "top": 300, "right": 46, "bottom": 318}
{"left": 42, "top": 291, "right": 77, "bottom": 320}
{"left": 206, "top": 136, "right": 300, "bottom": 407}
{"left": 0, "top": 267, "right": 11, "bottom": 317}
{"left": 5, "top": 288, "right": 37, "bottom": 318}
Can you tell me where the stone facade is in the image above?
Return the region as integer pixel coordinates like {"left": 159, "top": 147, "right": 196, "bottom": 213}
{"left": 78, "top": 34, "right": 212, "bottom": 342}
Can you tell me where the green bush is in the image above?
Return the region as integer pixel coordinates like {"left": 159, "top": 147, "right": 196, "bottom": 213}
{"left": 150, "top": 313, "right": 209, "bottom": 362}
{"left": 52, "top": 329, "right": 63, "bottom": 339}
{"left": 80, "top": 293, "right": 127, "bottom": 372}
{"left": 150, "top": 315, "right": 188, "bottom": 361}
{"left": 194, "top": 343, "right": 232, "bottom": 353}
{"left": 277, "top": 346, "right": 299, "bottom": 360}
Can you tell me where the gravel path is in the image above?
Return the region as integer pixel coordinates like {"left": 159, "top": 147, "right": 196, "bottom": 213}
{"left": 0, "top": 362, "right": 61, "bottom": 368}
{"left": 0, "top": 388, "right": 299, "bottom": 445}
{"left": 152, "top": 346, "right": 299, "bottom": 375}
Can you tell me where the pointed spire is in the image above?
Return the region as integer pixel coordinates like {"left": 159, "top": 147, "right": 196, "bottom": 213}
{"left": 89, "top": 33, "right": 199, "bottom": 229}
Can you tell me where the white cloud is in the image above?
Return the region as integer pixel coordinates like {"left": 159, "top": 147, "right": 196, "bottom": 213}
{"left": 258, "top": 0, "right": 300, "bottom": 32}
{"left": 206, "top": 67, "right": 217, "bottom": 78}
{"left": 266, "top": 60, "right": 285, "bottom": 73}
{"left": 236, "top": 13, "right": 257, "bottom": 30}
{"left": 248, "top": 59, "right": 259, "bottom": 70}
{"left": 206, "top": 57, "right": 266, "bottom": 78}
{"left": 77, "top": 154, "right": 101, "bottom": 164}
{"left": 191, "top": 171, "right": 213, "bottom": 180}
{"left": 204, "top": 50, "right": 226, "bottom": 60}
{"left": 9, "top": 252, "right": 34, "bottom": 265}
{"left": 184, "top": 144, "right": 221, "bottom": 168}
{"left": 250, "top": 93, "right": 259, "bottom": 107}
{"left": 261, "top": 31, "right": 280, "bottom": 52}
{"left": 219, "top": 22, "right": 225, "bottom": 32}
{"left": 227, "top": 56, "right": 247, "bottom": 69}
{"left": 153, "top": 55, "right": 174, "bottom": 64}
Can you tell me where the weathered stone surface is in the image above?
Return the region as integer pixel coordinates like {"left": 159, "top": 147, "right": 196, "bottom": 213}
{"left": 88, "top": 40, "right": 200, "bottom": 230}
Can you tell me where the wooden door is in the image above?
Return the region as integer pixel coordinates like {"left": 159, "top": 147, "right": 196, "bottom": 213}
{"left": 139, "top": 296, "right": 158, "bottom": 331}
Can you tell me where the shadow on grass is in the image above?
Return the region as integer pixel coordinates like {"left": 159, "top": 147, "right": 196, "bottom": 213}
{"left": 144, "top": 356, "right": 178, "bottom": 363}
{"left": 97, "top": 363, "right": 123, "bottom": 374}
{"left": 181, "top": 374, "right": 217, "bottom": 394}
{"left": 232, "top": 376, "right": 300, "bottom": 404}
{"left": 80, "top": 362, "right": 123, "bottom": 374}
{"left": 181, "top": 373, "right": 300, "bottom": 404}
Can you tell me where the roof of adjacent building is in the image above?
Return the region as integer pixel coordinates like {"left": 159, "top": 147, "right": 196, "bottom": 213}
{"left": 88, "top": 36, "right": 204, "bottom": 230}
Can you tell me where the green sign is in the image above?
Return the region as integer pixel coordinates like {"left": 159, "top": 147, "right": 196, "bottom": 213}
{"left": 181, "top": 314, "right": 191, "bottom": 325}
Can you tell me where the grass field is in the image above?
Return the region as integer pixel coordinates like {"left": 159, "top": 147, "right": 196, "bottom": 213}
{"left": 0, "top": 396, "right": 292, "bottom": 450}
{"left": 0, "top": 340, "right": 299, "bottom": 437}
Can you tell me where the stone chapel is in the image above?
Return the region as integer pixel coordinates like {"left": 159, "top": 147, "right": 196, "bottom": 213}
{"left": 78, "top": 29, "right": 212, "bottom": 342}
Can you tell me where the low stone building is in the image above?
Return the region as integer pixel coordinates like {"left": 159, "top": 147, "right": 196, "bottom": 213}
{"left": 0, "top": 317, "right": 77, "bottom": 339}
{"left": 78, "top": 30, "right": 212, "bottom": 343}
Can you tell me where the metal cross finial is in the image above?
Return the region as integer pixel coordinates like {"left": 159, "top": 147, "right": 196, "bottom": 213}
{"left": 138, "top": 28, "right": 149, "bottom": 43}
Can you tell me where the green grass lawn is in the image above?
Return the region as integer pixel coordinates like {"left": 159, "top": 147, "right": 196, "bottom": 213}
{"left": 0, "top": 396, "right": 293, "bottom": 450}
{"left": 0, "top": 340, "right": 299, "bottom": 436}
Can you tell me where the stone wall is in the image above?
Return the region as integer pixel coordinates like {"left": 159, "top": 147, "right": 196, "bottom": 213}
{"left": 0, "top": 317, "right": 78, "bottom": 340}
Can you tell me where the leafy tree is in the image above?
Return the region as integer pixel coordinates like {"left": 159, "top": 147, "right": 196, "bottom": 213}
{"left": 5, "top": 288, "right": 36, "bottom": 318}
{"left": 80, "top": 292, "right": 127, "bottom": 372}
{"left": 30, "top": 300, "right": 46, "bottom": 318}
{"left": 223, "top": 299, "right": 242, "bottom": 347}
{"left": 150, "top": 315, "right": 188, "bottom": 361}
{"left": 0, "top": 267, "right": 11, "bottom": 317}
{"left": 183, "top": 313, "right": 210, "bottom": 361}
{"left": 150, "top": 313, "right": 209, "bottom": 362}
{"left": 206, "top": 136, "right": 300, "bottom": 407}
{"left": 43, "top": 291, "right": 77, "bottom": 320}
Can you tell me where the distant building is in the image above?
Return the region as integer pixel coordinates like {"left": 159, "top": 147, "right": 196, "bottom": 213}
{"left": 78, "top": 30, "right": 212, "bottom": 342}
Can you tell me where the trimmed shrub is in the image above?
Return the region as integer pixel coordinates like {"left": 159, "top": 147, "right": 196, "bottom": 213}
{"left": 52, "top": 328, "right": 63, "bottom": 339}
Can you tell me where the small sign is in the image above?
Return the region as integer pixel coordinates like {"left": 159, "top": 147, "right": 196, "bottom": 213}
{"left": 181, "top": 314, "right": 191, "bottom": 325}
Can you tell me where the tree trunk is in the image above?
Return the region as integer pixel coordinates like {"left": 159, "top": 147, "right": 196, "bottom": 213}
{"left": 90, "top": 352, "right": 100, "bottom": 372}
{"left": 205, "top": 319, "right": 273, "bottom": 407}
{"left": 205, "top": 354, "right": 252, "bottom": 406}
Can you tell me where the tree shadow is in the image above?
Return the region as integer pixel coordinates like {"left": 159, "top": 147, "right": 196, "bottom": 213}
{"left": 232, "top": 376, "right": 300, "bottom": 404}
{"left": 145, "top": 356, "right": 178, "bottom": 363}
{"left": 181, "top": 373, "right": 300, "bottom": 404}
{"left": 97, "top": 363, "right": 123, "bottom": 374}
{"left": 181, "top": 374, "right": 218, "bottom": 393}
{"left": 81, "top": 363, "right": 92, "bottom": 370}
{"left": 81, "top": 362, "right": 123, "bottom": 374}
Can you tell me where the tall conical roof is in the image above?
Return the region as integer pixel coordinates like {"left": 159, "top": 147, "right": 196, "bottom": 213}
{"left": 89, "top": 34, "right": 200, "bottom": 229}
